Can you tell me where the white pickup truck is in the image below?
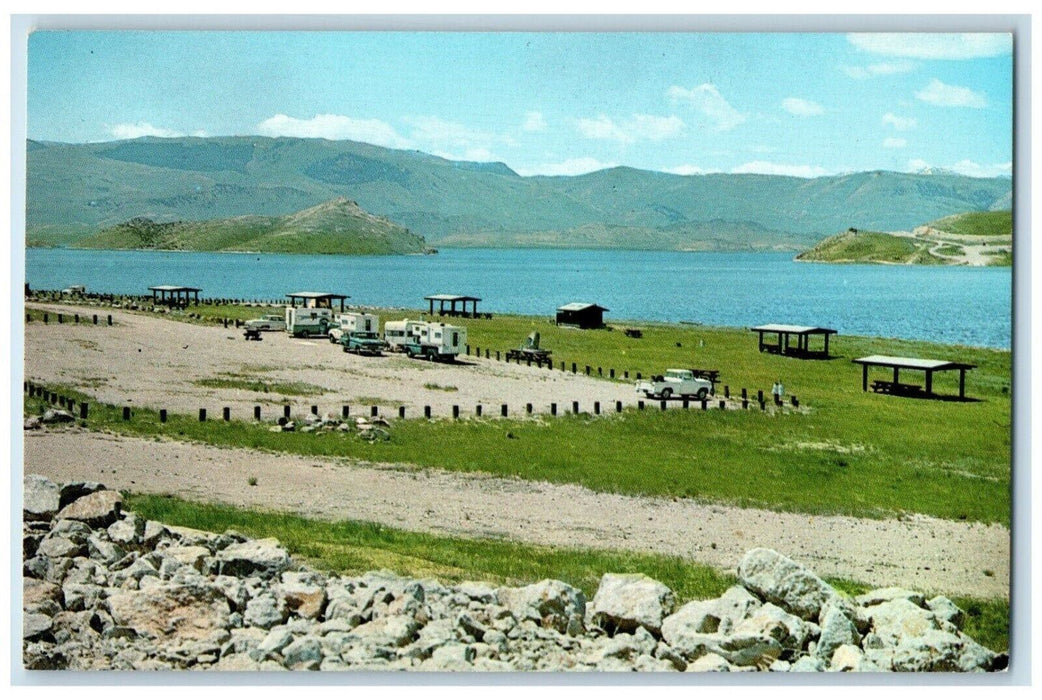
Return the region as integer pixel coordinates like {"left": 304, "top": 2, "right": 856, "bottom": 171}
{"left": 636, "top": 369, "right": 713, "bottom": 400}
{"left": 244, "top": 314, "right": 287, "bottom": 332}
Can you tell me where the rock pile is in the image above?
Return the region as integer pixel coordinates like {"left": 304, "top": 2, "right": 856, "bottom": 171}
{"left": 22, "top": 474, "right": 1006, "bottom": 673}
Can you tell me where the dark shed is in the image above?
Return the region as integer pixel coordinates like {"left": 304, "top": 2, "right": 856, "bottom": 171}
{"left": 556, "top": 302, "right": 609, "bottom": 329}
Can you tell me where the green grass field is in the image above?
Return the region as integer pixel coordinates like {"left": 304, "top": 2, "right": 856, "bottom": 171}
{"left": 123, "top": 493, "right": 1009, "bottom": 652}
{"left": 24, "top": 304, "right": 1012, "bottom": 525}
{"left": 931, "top": 211, "right": 1012, "bottom": 238}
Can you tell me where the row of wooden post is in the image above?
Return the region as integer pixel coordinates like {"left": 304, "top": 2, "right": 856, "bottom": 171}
{"left": 28, "top": 312, "right": 112, "bottom": 326}
{"left": 25, "top": 382, "right": 89, "bottom": 420}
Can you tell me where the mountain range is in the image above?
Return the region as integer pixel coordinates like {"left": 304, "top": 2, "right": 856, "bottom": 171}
{"left": 26, "top": 136, "right": 1013, "bottom": 251}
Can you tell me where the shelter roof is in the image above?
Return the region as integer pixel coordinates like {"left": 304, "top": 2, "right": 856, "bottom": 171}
{"left": 751, "top": 324, "right": 837, "bottom": 334}
{"left": 557, "top": 302, "right": 609, "bottom": 312}
{"left": 148, "top": 285, "right": 201, "bottom": 292}
{"left": 852, "top": 355, "right": 976, "bottom": 371}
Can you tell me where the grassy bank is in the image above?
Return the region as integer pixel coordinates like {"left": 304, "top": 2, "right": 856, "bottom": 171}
{"left": 123, "top": 493, "right": 1009, "bottom": 653}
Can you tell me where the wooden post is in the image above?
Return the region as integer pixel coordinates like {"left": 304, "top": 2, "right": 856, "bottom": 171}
{"left": 452, "top": 405, "right": 459, "bottom": 419}
{"left": 399, "top": 406, "right": 406, "bottom": 419}
{"left": 284, "top": 405, "right": 291, "bottom": 419}
{"left": 371, "top": 405, "right": 378, "bottom": 417}
{"left": 476, "top": 404, "right": 482, "bottom": 416}
{"left": 616, "top": 401, "right": 623, "bottom": 413}
{"left": 254, "top": 406, "right": 261, "bottom": 421}
{"left": 792, "top": 396, "right": 799, "bottom": 408}
{"left": 80, "top": 402, "right": 88, "bottom": 420}
{"left": 551, "top": 403, "right": 557, "bottom": 416}
{"left": 638, "top": 401, "right": 645, "bottom": 410}
{"left": 311, "top": 405, "right": 318, "bottom": 415}
{"left": 660, "top": 400, "right": 667, "bottom": 411}
{"left": 159, "top": 409, "right": 167, "bottom": 423}
{"left": 424, "top": 405, "right": 431, "bottom": 419}
{"left": 496, "top": 351, "right": 500, "bottom": 361}
{"left": 485, "top": 349, "right": 490, "bottom": 359}
{"left": 199, "top": 408, "right": 206, "bottom": 422}
{"left": 701, "top": 398, "right": 708, "bottom": 410}
{"left": 683, "top": 399, "right": 689, "bottom": 409}
{"left": 571, "top": 362, "right": 577, "bottom": 374}
{"left": 719, "top": 400, "right": 726, "bottom": 410}
{"left": 58, "top": 313, "right": 63, "bottom": 324}
{"left": 862, "top": 364, "right": 869, "bottom": 392}
{"left": 43, "top": 313, "right": 48, "bottom": 324}
{"left": 572, "top": 401, "right": 579, "bottom": 414}
{"left": 122, "top": 407, "right": 130, "bottom": 421}
{"left": 342, "top": 405, "right": 350, "bottom": 418}
{"left": 636, "top": 373, "right": 642, "bottom": 380}
{"left": 742, "top": 399, "right": 749, "bottom": 409}
{"left": 624, "top": 371, "right": 629, "bottom": 379}
{"left": 93, "top": 314, "right": 98, "bottom": 324}
{"left": 724, "top": 385, "right": 730, "bottom": 398}
{"left": 223, "top": 407, "right": 231, "bottom": 421}
{"left": 757, "top": 389, "right": 764, "bottom": 403}
{"left": 959, "top": 369, "right": 967, "bottom": 399}
{"left": 526, "top": 403, "right": 533, "bottom": 414}
{"left": 594, "top": 401, "right": 600, "bottom": 415}
{"left": 584, "top": 365, "right": 589, "bottom": 375}
{"left": 501, "top": 404, "right": 508, "bottom": 417}
{"left": 925, "top": 370, "right": 933, "bottom": 396}
{"left": 107, "top": 315, "right": 113, "bottom": 326}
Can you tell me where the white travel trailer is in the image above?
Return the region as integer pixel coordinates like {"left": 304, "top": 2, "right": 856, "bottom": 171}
{"left": 402, "top": 321, "right": 467, "bottom": 362}
{"left": 329, "top": 312, "right": 380, "bottom": 343}
{"left": 283, "top": 291, "right": 348, "bottom": 338}
{"left": 383, "top": 318, "right": 427, "bottom": 351}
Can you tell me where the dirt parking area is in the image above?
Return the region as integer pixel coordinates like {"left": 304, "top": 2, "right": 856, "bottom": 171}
{"left": 25, "top": 303, "right": 674, "bottom": 419}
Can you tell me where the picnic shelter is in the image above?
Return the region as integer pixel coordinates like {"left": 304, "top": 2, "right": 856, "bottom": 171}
{"left": 852, "top": 355, "right": 977, "bottom": 400}
{"left": 751, "top": 324, "right": 837, "bottom": 359}
{"left": 285, "top": 291, "right": 349, "bottom": 311}
{"left": 425, "top": 294, "right": 484, "bottom": 318}
{"left": 149, "top": 285, "right": 201, "bottom": 307}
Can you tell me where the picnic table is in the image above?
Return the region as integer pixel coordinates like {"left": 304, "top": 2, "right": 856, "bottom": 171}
{"left": 624, "top": 328, "right": 643, "bottom": 338}
{"left": 689, "top": 368, "right": 721, "bottom": 383}
{"left": 243, "top": 329, "right": 262, "bottom": 341}
{"left": 871, "top": 379, "right": 923, "bottom": 396}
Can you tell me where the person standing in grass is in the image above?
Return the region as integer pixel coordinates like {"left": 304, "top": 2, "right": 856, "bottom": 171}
{"left": 772, "top": 379, "right": 784, "bottom": 406}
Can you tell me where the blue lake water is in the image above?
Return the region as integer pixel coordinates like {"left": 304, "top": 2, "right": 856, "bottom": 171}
{"left": 25, "top": 248, "right": 1012, "bottom": 349}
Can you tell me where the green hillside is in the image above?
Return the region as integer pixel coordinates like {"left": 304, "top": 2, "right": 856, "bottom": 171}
{"left": 26, "top": 136, "right": 1013, "bottom": 250}
{"left": 796, "top": 231, "right": 941, "bottom": 265}
{"left": 928, "top": 210, "right": 1013, "bottom": 237}
{"left": 74, "top": 197, "right": 430, "bottom": 255}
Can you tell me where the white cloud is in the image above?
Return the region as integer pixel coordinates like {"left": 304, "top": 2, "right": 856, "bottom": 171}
{"left": 109, "top": 122, "right": 186, "bottom": 139}
{"left": 515, "top": 157, "right": 616, "bottom": 177}
{"left": 663, "top": 164, "right": 708, "bottom": 176}
{"left": 915, "top": 79, "right": 987, "bottom": 108}
{"left": 950, "top": 159, "right": 1013, "bottom": 178}
{"left": 883, "top": 137, "right": 907, "bottom": 149}
{"left": 847, "top": 33, "right": 1011, "bottom": 60}
{"left": 577, "top": 115, "right": 633, "bottom": 143}
{"left": 256, "top": 113, "right": 412, "bottom": 148}
{"left": 575, "top": 113, "right": 685, "bottom": 143}
{"left": 841, "top": 60, "right": 916, "bottom": 79}
{"left": 731, "top": 161, "right": 829, "bottom": 178}
{"left": 781, "top": 97, "right": 824, "bottom": 116}
{"left": 522, "top": 111, "right": 547, "bottom": 132}
{"left": 882, "top": 113, "right": 917, "bottom": 131}
{"left": 668, "top": 84, "right": 747, "bottom": 131}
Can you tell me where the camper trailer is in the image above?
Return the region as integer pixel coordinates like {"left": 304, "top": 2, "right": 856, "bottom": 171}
{"left": 383, "top": 319, "right": 427, "bottom": 351}
{"left": 400, "top": 321, "right": 467, "bottom": 362}
{"left": 329, "top": 312, "right": 379, "bottom": 343}
{"left": 285, "top": 306, "right": 335, "bottom": 338}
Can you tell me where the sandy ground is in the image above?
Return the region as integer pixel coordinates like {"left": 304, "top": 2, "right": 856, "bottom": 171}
{"left": 25, "top": 303, "right": 732, "bottom": 419}
{"left": 21, "top": 302, "right": 1010, "bottom": 599}
{"left": 22, "top": 430, "right": 1009, "bottom": 599}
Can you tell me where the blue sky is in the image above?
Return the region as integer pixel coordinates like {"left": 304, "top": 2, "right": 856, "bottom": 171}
{"left": 26, "top": 30, "right": 1013, "bottom": 178}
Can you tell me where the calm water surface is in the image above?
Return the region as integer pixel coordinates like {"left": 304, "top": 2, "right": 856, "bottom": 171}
{"left": 25, "top": 248, "right": 1012, "bottom": 349}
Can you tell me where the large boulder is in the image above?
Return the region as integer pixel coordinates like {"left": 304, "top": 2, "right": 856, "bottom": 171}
{"left": 497, "top": 579, "right": 586, "bottom": 632}
{"left": 737, "top": 548, "right": 846, "bottom": 621}
{"left": 55, "top": 490, "right": 123, "bottom": 529}
{"left": 24, "top": 474, "right": 61, "bottom": 522}
{"left": 216, "top": 538, "right": 291, "bottom": 578}
{"left": 589, "top": 573, "right": 675, "bottom": 636}
{"left": 105, "top": 582, "right": 232, "bottom": 645}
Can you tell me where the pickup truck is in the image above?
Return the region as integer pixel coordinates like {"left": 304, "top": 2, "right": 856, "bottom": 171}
{"left": 339, "top": 331, "right": 387, "bottom": 356}
{"left": 244, "top": 314, "right": 287, "bottom": 332}
{"left": 635, "top": 369, "right": 713, "bottom": 400}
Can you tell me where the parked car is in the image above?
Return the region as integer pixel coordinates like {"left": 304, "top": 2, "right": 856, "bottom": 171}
{"left": 635, "top": 369, "right": 713, "bottom": 400}
{"left": 244, "top": 314, "right": 287, "bottom": 332}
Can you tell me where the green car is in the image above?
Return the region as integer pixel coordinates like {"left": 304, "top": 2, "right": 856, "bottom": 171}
{"left": 339, "top": 331, "right": 387, "bottom": 356}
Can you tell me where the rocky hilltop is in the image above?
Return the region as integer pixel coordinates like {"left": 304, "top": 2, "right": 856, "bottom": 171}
{"left": 23, "top": 474, "right": 1006, "bottom": 673}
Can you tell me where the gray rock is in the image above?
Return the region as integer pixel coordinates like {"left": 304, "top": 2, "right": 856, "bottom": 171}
{"left": 715, "top": 633, "right": 783, "bottom": 668}
{"left": 58, "top": 481, "right": 106, "bottom": 509}
{"left": 37, "top": 536, "right": 85, "bottom": 559}
{"left": 890, "top": 629, "right": 999, "bottom": 672}
{"left": 737, "top": 548, "right": 845, "bottom": 621}
{"left": 24, "top": 613, "right": 54, "bottom": 641}
{"left": 24, "top": 578, "right": 61, "bottom": 610}
{"left": 864, "top": 597, "right": 942, "bottom": 647}
{"left": 925, "top": 595, "right": 966, "bottom": 628}
{"left": 855, "top": 587, "right": 927, "bottom": 609}
{"left": 282, "top": 636, "right": 324, "bottom": 669}
{"left": 661, "top": 599, "right": 722, "bottom": 649}
{"left": 161, "top": 545, "right": 211, "bottom": 573}
{"left": 816, "top": 603, "right": 861, "bottom": 660}
{"left": 713, "top": 585, "right": 763, "bottom": 631}
{"left": 829, "top": 643, "right": 879, "bottom": 672}
{"left": 216, "top": 538, "right": 291, "bottom": 578}
{"left": 56, "top": 490, "right": 123, "bottom": 529}
{"left": 790, "top": 655, "right": 827, "bottom": 672}
{"left": 105, "top": 582, "right": 232, "bottom": 645}
{"left": 686, "top": 652, "right": 731, "bottom": 672}
{"left": 351, "top": 614, "right": 421, "bottom": 647}
{"left": 50, "top": 519, "right": 94, "bottom": 544}
{"left": 62, "top": 583, "right": 104, "bottom": 612}
{"left": 87, "top": 534, "right": 125, "bottom": 566}
{"left": 497, "top": 579, "right": 586, "bottom": 633}
{"left": 107, "top": 514, "right": 146, "bottom": 547}
{"left": 244, "top": 592, "right": 287, "bottom": 629}
{"left": 455, "top": 581, "right": 498, "bottom": 603}
{"left": 42, "top": 408, "right": 75, "bottom": 424}
{"left": 24, "top": 474, "right": 61, "bottom": 521}
{"left": 589, "top": 573, "right": 675, "bottom": 636}
{"left": 256, "top": 627, "right": 295, "bottom": 656}
{"left": 732, "top": 601, "right": 812, "bottom": 651}
{"left": 24, "top": 415, "right": 42, "bottom": 430}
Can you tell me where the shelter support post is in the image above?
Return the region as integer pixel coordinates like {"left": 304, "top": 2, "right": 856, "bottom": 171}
{"left": 925, "top": 370, "right": 933, "bottom": 395}
{"left": 959, "top": 369, "right": 966, "bottom": 399}
{"left": 862, "top": 364, "right": 868, "bottom": 392}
